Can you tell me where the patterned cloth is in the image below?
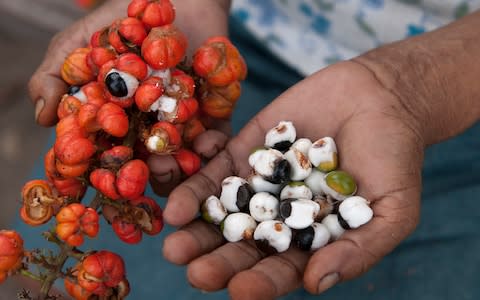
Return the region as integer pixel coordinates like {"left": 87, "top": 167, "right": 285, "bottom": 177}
{"left": 232, "top": 0, "right": 480, "bottom": 75}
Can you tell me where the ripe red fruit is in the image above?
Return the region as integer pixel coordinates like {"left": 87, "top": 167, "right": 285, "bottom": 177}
{"left": 128, "top": 0, "right": 175, "bottom": 28}
{"left": 100, "top": 146, "right": 133, "bottom": 170}
{"left": 0, "top": 230, "right": 24, "bottom": 284}
{"left": 51, "top": 177, "right": 87, "bottom": 199}
{"left": 61, "top": 48, "right": 95, "bottom": 85}
{"left": 57, "top": 95, "right": 82, "bottom": 119}
{"left": 54, "top": 133, "right": 96, "bottom": 165}
{"left": 193, "top": 37, "right": 247, "bottom": 86}
{"left": 90, "top": 169, "right": 121, "bottom": 200}
{"left": 141, "top": 25, "right": 187, "bottom": 70}
{"left": 112, "top": 217, "right": 142, "bottom": 244}
{"left": 174, "top": 149, "right": 201, "bottom": 176}
{"left": 134, "top": 76, "right": 164, "bottom": 112}
{"left": 198, "top": 80, "right": 242, "bottom": 119}
{"left": 97, "top": 103, "right": 129, "bottom": 138}
{"left": 77, "top": 251, "right": 126, "bottom": 296}
{"left": 116, "top": 160, "right": 149, "bottom": 200}
{"left": 56, "top": 203, "right": 100, "bottom": 247}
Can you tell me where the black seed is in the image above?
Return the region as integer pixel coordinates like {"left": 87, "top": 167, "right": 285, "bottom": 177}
{"left": 269, "top": 159, "right": 291, "bottom": 184}
{"left": 236, "top": 184, "right": 253, "bottom": 213}
{"left": 106, "top": 72, "right": 128, "bottom": 97}
{"left": 279, "top": 200, "right": 293, "bottom": 219}
{"left": 293, "top": 227, "right": 315, "bottom": 251}
{"left": 273, "top": 141, "right": 293, "bottom": 152}
{"left": 67, "top": 85, "right": 81, "bottom": 95}
{"left": 255, "top": 239, "right": 278, "bottom": 255}
{"left": 337, "top": 213, "right": 351, "bottom": 230}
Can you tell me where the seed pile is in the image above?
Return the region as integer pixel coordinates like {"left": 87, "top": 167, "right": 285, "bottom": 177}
{"left": 202, "top": 121, "right": 373, "bottom": 253}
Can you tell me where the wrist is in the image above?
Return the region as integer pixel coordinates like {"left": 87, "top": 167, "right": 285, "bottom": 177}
{"left": 354, "top": 13, "right": 480, "bottom": 145}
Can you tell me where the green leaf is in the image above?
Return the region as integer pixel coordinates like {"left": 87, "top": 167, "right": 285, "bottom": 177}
{"left": 454, "top": 2, "right": 470, "bottom": 19}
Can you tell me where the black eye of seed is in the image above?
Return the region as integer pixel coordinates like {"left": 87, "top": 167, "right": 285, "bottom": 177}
{"left": 293, "top": 226, "right": 315, "bottom": 251}
{"left": 67, "top": 85, "right": 81, "bottom": 95}
{"left": 236, "top": 184, "right": 253, "bottom": 213}
{"left": 279, "top": 200, "right": 292, "bottom": 219}
{"left": 106, "top": 72, "right": 128, "bottom": 97}
{"left": 272, "top": 141, "right": 292, "bottom": 152}
{"left": 337, "top": 214, "right": 351, "bottom": 230}
{"left": 255, "top": 239, "right": 277, "bottom": 255}
{"left": 269, "top": 159, "right": 291, "bottom": 184}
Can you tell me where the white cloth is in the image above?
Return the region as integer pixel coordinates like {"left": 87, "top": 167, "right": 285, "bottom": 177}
{"left": 231, "top": 0, "right": 480, "bottom": 75}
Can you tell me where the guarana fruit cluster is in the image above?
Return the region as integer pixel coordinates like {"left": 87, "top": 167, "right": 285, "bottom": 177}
{"left": 2, "top": 1, "right": 247, "bottom": 299}
{"left": 201, "top": 121, "right": 373, "bottom": 253}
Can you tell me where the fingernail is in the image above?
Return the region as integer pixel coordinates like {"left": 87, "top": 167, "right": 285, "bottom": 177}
{"left": 35, "top": 98, "right": 45, "bottom": 122}
{"left": 317, "top": 272, "right": 339, "bottom": 294}
{"left": 155, "top": 171, "right": 173, "bottom": 183}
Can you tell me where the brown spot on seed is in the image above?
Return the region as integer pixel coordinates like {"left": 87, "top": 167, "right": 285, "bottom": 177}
{"left": 295, "top": 150, "right": 311, "bottom": 169}
{"left": 313, "top": 139, "right": 326, "bottom": 148}
{"left": 274, "top": 223, "right": 283, "bottom": 232}
{"left": 276, "top": 124, "right": 287, "bottom": 133}
{"left": 243, "top": 229, "right": 254, "bottom": 240}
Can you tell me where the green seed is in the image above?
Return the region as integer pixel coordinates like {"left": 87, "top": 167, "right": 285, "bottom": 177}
{"left": 316, "top": 152, "right": 338, "bottom": 172}
{"left": 325, "top": 171, "right": 357, "bottom": 196}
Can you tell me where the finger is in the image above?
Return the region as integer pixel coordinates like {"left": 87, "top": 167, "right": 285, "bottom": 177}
{"left": 29, "top": 20, "right": 91, "bottom": 126}
{"left": 163, "top": 219, "right": 224, "bottom": 265}
{"left": 193, "top": 129, "right": 229, "bottom": 159}
{"left": 147, "top": 154, "right": 182, "bottom": 196}
{"left": 187, "top": 241, "right": 264, "bottom": 292}
{"left": 303, "top": 192, "right": 420, "bottom": 294}
{"left": 228, "top": 249, "right": 310, "bottom": 300}
{"left": 164, "top": 150, "right": 238, "bottom": 226}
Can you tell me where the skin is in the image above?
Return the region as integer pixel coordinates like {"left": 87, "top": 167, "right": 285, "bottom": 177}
{"left": 28, "top": 0, "right": 480, "bottom": 299}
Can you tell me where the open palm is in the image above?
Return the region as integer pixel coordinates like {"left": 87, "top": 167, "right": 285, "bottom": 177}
{"left": 162, "top": 61, "right": 425, "bottom": 299}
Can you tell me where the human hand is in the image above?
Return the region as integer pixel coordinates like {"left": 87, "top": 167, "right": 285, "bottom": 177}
{"left": 28, "top": 0, "right": 232, "bottom": 196}
{"left": 161, "top": 61, "right": 426, "bottom": 298}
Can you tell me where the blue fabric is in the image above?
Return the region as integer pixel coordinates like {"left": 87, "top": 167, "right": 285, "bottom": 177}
{"left": 12, "top": 17, "right": 480, "bottom": 299}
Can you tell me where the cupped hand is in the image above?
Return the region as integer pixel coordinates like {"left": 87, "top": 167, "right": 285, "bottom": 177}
{"left": 162, "top": 61, "right": 426, "bottom": 299}
{"left": 28, "top": 0, "right": 232, "bottom": 195}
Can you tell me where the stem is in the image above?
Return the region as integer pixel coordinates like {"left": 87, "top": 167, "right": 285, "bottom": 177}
{"left": 19, "top": 269, "right": 42, "bottom": 282}
{"left": 38, "top": 244, "right": 71, "bottom": 300}
{"left": 89, "top": 191, "right": 103, "bottom": 211}
{"left": 123, "top": 110, "right": 140, "bottom": 148}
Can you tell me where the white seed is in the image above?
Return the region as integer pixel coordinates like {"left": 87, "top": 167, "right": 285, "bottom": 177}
{"left": 254, "top": 220, "right": 292, "bottom": 253}
{"left": 321, "top": 214, "right": 345, "bottom": 241}
{"left": 249, "top": 192, "right": 279, "bottom": 222}
{"left": 107, "top": 69, "right": 139, "bottom": 99}
{"left": 265, "top": 121, "right": 296, "bottom": 150}
{"left": 290, "top": 138, "right": 312, "bottom": 155}
{"left": 247, "top": 174, "right": 282, "bottom": 195}
{"left": 150, "top": 68, "right": 171, "bottom": 86}
{"left": 71, "top": 89, "right": 87, "bottom": 104}
{"left": 280, "top": 183, "right": 313, "bottom": 200}
{"left": 338, "top": 196, "right": 373, "bottom": 229}
{"left": 222, "top": 213, "right": 257, "bottom": 242}
{"left": 146, "top": 135, "right": 161, "bottom": 153}
{"left": 310, "top": 223, "right": 331, "bottom": 250}
{"left": 308, "top": 137, "right": 338, "bottom": 172}
{"left": 219, "top": 176, "right": 251, "bottom": 213}
{"left": 304, "top": 169, "right": 326, "bottom": 196}
{"left": 201, "top": 196, "right": 227, "bottom": 225}
{"left": 252, "top": 148, "right": 284, "bottom": 178}
{"left": 281, "top": 199, "right": 320, "bottom": 229}
{"left": 284, "top": 149, "right": 312, "bottom": 181}
{"left": 150, "top": 95, "right": 177, "bottom": 113}
{"left": 248, "top": 149, "right": 267, "bottom": 168}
